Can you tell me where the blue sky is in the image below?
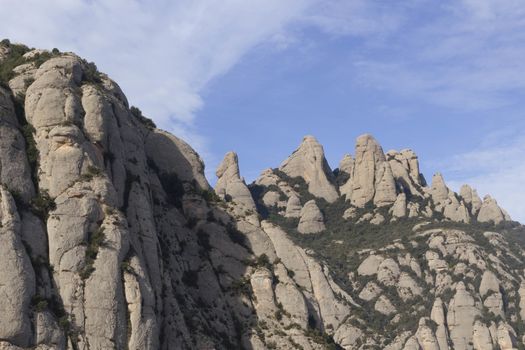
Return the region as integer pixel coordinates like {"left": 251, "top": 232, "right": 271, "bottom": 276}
{"left": 1, "top": 0, "right": 524, "bottom": 222}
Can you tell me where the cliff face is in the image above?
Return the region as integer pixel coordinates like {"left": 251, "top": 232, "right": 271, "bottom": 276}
{"left": 0, "top": 41, "right": 524, "bottom": 350}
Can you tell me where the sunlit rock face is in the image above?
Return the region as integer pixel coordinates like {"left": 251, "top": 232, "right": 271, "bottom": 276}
{"left": 0, "top": 41, "right": 521, "bottom": 350}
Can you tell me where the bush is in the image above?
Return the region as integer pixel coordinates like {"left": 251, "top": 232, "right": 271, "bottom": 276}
{"left": 80, "top": 228, "right": 105, "bottom": 280}
{"left": 81, "top": 60, "right": 102, "bottom": 84}
{"left": 130, "top": 106, "right": 156, "bottom": 130}
{"left": 31, "top": 190, "right": 56, "bottom": 220}
{"left": 0, "top": 42, "right": 30, "bottom": 84}
{"left": 201, "top": 189, "right": 221, "bottom": 203}
{"left": 225, "top": 223, "right": 247, "bottom": 247}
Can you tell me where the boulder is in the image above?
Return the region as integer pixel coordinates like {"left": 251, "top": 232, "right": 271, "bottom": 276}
{"left": 297, "top": 200, "right": 325, "bottom": 234}
{"left": 375, "top": 295, "right": 396, "bottom": 315}
{"left": 390, "top": 193, "right": 407, "bottom": 219}
{"left": 357, "top": 255, "right": 384, "bottom": 276}
{"left": 284, "top": 193, "right": 302, "bottom": 218}
{"left": 477, "top": 195, "right": 510, "bottom": 224}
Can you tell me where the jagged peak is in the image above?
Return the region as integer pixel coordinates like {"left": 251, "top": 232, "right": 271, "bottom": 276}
{"left": 338, "top": 154, "right": 354, "bottom": 175}
{"left": 216, "top": 151, "right": 240, "bottom": 180}
{"left": 279, "top": 135, "right": 338, "bottom": 203}
{"left": 215, "top": 151, "right": 257, "bottom": 212}
{"left": 430, "top": 172, "right": 449, "bottom": 203}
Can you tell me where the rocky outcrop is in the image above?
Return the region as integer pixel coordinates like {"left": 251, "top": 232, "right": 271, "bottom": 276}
{"left": 285, "top": 193, "right": 302, "bottom": 218}
{"left": 386, "top": 149, "right": 424, "bottom": 197}
{"left": 0, "top": 41, "right": 522, "bottom": 350}
{"left": 460, "top": 184, "right": 482, "bottom": 216}
{"left": 279, "top": 135, "right": 338, "bottom": 202}
{"left": 391, "top": 193, "right": 407, "bottom": 219}
{"left": 215, "top": 151, "right": 256, "bottom": 210}
{"left": 447, "top": 282, "right": 480, "bottom": 349}
{"left": 0, "top": 188, "right": 35, "bottom": 347}
{"left": 477, "top": 195, "right": 511, "bottom": 224}
{"left": 339, "top": 154, "right": 354, "bottom": 175}
{"left": 297, "top": 200, "right": 325, "bottom": 234}
{"left": 430, "top": 173, "right": 449, "bottom": 206}
{"left": 0, "top": 87, "right": 35, "bottom": 201}
{"left": 342, "top": 134, "right": 397, "bottom": 207}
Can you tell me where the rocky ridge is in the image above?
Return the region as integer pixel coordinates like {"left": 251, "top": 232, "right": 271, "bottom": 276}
{"left": 0, "top": 40, "right": 524, "bottom": 350}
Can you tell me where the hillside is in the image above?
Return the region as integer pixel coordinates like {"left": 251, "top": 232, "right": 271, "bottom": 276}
{"left": 0, "top": 40, "right": 524, "bottom": 350}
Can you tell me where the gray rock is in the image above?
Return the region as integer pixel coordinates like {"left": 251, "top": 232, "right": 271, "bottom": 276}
{"left": 279, "top": 135, "right": 338, "bottom": 202}
{"left": 215, "top": 151, "right": 256, "bottom": 210}
{"left": 343, "top": 134, "right": 397, "bottom": 207}
{"left": 477, "top": 195, "right": 510, "bottom": 224}
{"left": 298, "top": 200, "right": 325, "bottom": 234}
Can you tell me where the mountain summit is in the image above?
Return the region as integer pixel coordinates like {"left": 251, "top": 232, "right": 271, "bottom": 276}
{"left": 0, "top": 41, "right": 523, "bottom": 350}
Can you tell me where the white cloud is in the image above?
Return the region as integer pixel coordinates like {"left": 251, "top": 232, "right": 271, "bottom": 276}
{"left": 0, "top": 0, "right": 316, "bottom": 155}
{"left": 351, "top": 0, "right": 525, "bottom": 111}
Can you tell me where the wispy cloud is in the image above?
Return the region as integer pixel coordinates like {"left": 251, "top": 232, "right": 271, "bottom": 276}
{"left": 351, "top": 0, "right": 525, "bottom": 111}
{"left": 441, "top": 126, "right": 525, "bottom": 223}
{"left": 0, "top": 0, "right": 317, "bottom": 154}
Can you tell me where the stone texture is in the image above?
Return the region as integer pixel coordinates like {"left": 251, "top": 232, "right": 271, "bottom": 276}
{"left": 447, "top": 282, "right": 480, "bottom": 350}
{"left": 298, "top": 200, "right": 325, "bottom": 234}
{"left": 215, "top": 151, "right": 256, "bottom": 210}
{"left": 391, "top": 193, "right": 407, "bottom": 219}
{"left": 339, "top": 154, "right": 354, "bottom": 175}
{"left": 386, "top": 149, "right": 423, "bottom": 197}
{"left": 0, "top": 87, "right": 36, "bottom": 201}
{"left": 477, "top": 195, "right": 510, "bottom": 224}
{"left": 0, "top": 188, "right": 35, "bottom": 347}
{"left": 460, "top": 184, "right": 482, "bottom": 216}
{"left": 375, "top": 295, "right": 396, "bottom": 315}
{"left": 279, "top": 135, "right": 338, "bottom": 202}
{"left": 343, "top": 134, "right": 397, "bottom": 207}
{"left": 357, "top": 255, "right": 384, "bottom": 276}
{"left": 430, "top": 173, "right": 449, "bottom": 206}
{"left": 1, "top": 44, "right": 523, "bottom": 350}
{"left": 285, "top": 193, "right": 302, "bottom": 218}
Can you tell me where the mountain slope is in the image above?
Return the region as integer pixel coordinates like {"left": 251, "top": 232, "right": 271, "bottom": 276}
{"left": 0, "top": 40, "right": 524, "bottom": 350}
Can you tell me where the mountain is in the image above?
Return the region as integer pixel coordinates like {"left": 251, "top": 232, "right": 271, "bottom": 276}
{"left": 0, "top": 40, "right": 524, "bottom": 350}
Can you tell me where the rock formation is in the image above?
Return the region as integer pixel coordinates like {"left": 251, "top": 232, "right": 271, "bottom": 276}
{"left": 279, "top": 135, "right": 338, "bottom": 202}
{"left": 297, "top": 199, "right": 325, "bottom": 234}
{"left": 215, "top": 151, "right": 256, "bottom": 210}
{"left": 0, "top": 40, "right": 521, "bottom": 350}
{"left": 341, "top": 134, "right": 397, "bottom": 207}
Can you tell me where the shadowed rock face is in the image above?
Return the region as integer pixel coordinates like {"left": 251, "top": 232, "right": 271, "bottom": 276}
{"left": 0, "top": 41, "right": 522, "bottom": 350}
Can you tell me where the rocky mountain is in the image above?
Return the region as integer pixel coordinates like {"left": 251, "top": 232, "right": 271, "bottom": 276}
{"left": 0, "top": 40, "right": 524, "bottom": 350}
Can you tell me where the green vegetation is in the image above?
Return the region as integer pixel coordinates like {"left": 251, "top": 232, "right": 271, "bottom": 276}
{"left": 80, "top": 59, "right": 102, "bottom": 84}
{"left": 0, "top": 40, "right": 61, "bottom": 87}
{"left": 30, "top": 189, "right": 56, "bottom": 220}
{"left": 31, "top": 294, "right": 49, "bottom": 312}
{"left": 225, "top": 222, "right": 248, "bottom": 248}
{"left": 229, "top": 276, "right": 252, "bottom": 296}
{"left": 80, "top": 165, "right": 103, "bottom": 182}
{"left": 0, "top": 41, "right": 30, "bottom": 86}
{"left": 130, "top": 106, "right": 156, "bottom": 130}
{"left": 79, "top": 227, "right": 106, "bottom": 280}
